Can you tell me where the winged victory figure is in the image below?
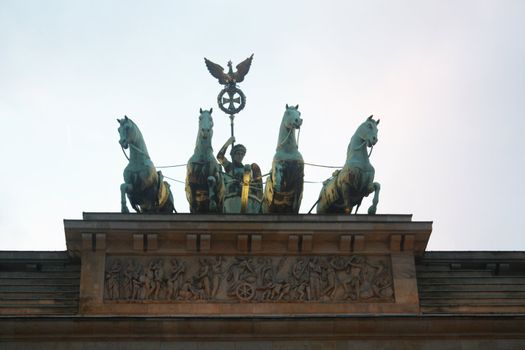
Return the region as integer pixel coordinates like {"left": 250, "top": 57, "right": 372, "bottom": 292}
{"left": 204, "top": 54, "right": 254, "bottom": 86}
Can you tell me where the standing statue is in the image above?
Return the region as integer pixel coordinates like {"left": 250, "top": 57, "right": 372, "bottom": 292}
{"left": 185, "top": 108, "right": 225, "bottom": 213}
{"left": 117, "top": 116, "right": 175, "bottom": 214}
{"left": 217, "top": 136, "right": 263, "bottom": 213}
{"left": 316, "top": 116, "right": 381, "bottom": 214}
{"left": 262, "top": 104, "right": 304, "bottom": 213}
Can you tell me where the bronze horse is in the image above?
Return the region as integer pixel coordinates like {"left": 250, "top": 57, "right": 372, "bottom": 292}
{"left": 185, "top": 108, "right": 225, "bottom": 213}
{"left": 118, "top": 116, "right": 175, "bottom": 213}
{"left": 262, "top": 105, "right": 304, "bottom": 213}
{"left": 316, "top": 116, "right": 380, "bottom": 214}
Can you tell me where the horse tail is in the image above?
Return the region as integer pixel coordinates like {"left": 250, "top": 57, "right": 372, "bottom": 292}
{"left": 155, "top": 171, "right": 175, "bottom": 213}
{"left": 167, "top": 185, "right": 176, "bottom": 213}
{"left": 308, "top": 195, "right": 322, "bottom": 214}
{"left": 160, "top": 181, "right": 176, "bottom": 213}
{"left": 262, "top": 173, "right": 274, "bottom": 213}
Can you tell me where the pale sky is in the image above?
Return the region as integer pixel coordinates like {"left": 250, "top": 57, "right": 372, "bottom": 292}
{"left": 1, "top": 0, "right": 524, "bottom": 251}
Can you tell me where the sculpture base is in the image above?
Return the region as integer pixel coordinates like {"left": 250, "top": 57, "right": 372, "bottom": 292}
{"left": 64, "top": 213, "right": 432, "bottom": 316}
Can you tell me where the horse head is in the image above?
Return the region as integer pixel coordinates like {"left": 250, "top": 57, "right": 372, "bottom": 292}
{"left": 117, "top": 115, "right": 144, "bottom": 151}
{"left": 283, "top": 104, "right": 303, "bottom": 130}
{"left": 198, "top": 108, "right": 214, "bottom": 141}
{"left": 356, "top": 115, "right": 380, "bottom": 148}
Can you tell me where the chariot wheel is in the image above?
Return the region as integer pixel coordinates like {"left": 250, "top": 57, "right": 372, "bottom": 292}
{"left": 236, "top": 282, "right": 255, "bottom": 301}
{"left": 218, "top": 86, "right": 246, "bottom": 115}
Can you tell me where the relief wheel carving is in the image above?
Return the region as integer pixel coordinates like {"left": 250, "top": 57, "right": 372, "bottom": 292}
{"left": 236, "top": 282, "right": 255, "bottom": 301}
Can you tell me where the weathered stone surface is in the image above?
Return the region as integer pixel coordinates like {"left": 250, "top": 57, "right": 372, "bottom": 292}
{"left": 4, "top": 214, "right": 525, "bottom": 348}
{"left": 0, "top": 251, "right": 80, "bottom": 315}
{"left": 416, "top": 251, "right": 525, "bottom": 314}
{"left": 2, "top": 316, "right": 525, "bottom": 345}
{"left": 65, "top": 213, "right": 432, "bottom": 256}
{"left": 63, "top": 213, "right": 429, "bottom": 316}
{"left": 3, "top": 340, "right": 525, "bottom": 350}
{"left": 103, "top": 255, "right": 394, "bottom": 303}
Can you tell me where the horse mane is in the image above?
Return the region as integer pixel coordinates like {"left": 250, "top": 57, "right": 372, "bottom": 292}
{"left": 125, "top": 117, "right": 150, "bottom": 159}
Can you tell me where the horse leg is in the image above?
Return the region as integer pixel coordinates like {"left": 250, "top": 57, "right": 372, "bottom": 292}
{"left": 293, "top": 173, "right": 304, "bottom": 214}
{"left": 367, "top": 182, "right": 381, "bottom": 215}
{"left": 262, "top": 174, "right": 273, "bottom": 214}
{"left": 120, "top": 183, "right": 132, "bottom": 213}
{"left": 341, "top": 182, "right": 353, "bottom": 214}
{"left": 207, "top": 176, "right": 217, "bottom": 212}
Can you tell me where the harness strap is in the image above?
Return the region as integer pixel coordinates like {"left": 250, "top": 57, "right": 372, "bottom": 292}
{"left": 277, "top": 128, "right": 294, "bottom": 149}
{"left": 353, "top": 139, "right": 374, "bottom": 157}
{"left": 121, "top": 143, "right": 149, "bottom": 161}
{"left": 121, "top": 146, "right": 130, "bottom": 161}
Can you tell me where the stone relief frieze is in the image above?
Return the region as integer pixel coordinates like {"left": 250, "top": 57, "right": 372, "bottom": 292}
{"left": 104, "top": 255, "right": 394, "bottom": 303}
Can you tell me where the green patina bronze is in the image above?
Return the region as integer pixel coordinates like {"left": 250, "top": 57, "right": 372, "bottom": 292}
{"left": 216, "top": 136, "right": 263, "bottom": 214}
{"left": 316, "top": 116, "right": 381, "bottom": 215}
{"left": 185, "top": 109, "right": 225, "bottom": 213}
{"left": 116, "top": 56, "right": 384, "bottom": 217}
{"left": 262, "top": 105, "right": 304, "bottom": 214}
{"left": 204, "top": 54, "right": 253, "bottom": 116}
{"left": 117, "top": 116, "right": 175, "bottom": 214}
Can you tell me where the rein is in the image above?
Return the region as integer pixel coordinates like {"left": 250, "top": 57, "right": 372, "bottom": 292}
{"left": 121, "top": 145, "right": 130, "bottom": 161}
{"left": 353, "top": 139, "right": 374, "bottom": 158}
{"left": 120, "top": 143, "right": 149, "bottom": 161}
{"left": 277, "top": 127, "right": 300, "bottom": 150}
{"left": 277, "top": 128, "right": 293, "bottom": 149}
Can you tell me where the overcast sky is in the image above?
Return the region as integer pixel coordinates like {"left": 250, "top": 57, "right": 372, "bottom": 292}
{"left": 1, "top": 0, "right": 524, "bottom": 251}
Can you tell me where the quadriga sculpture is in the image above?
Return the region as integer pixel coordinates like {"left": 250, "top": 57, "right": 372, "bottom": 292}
{"left": 117, "top": 116, "right": 175, "bottom": 213}
{"left": 262, "top": 104, "right": 304, "bottom": 213}
{"left": 185, "top": 108, "right": 225, "bottom": 213}
{"left": 316, "top": 115, "right": 380, "bottom": 214}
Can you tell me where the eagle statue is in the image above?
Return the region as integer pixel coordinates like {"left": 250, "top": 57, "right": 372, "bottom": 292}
{"left": 204, "top": 54, "right": 254, "bottom": 86}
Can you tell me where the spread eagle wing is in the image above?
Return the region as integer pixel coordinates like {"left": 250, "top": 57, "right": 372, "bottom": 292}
{"left": 234, "top": 54, "right": 254, "bottom": 83}
{"left": 204, "top": 58, "right": 230, "bottom": 85}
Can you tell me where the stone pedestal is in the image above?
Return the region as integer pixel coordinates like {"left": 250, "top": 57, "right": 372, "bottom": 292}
{"left": 64, "top": 213, "right": 432, "bottom": 316}
{"left": 6, "top": 215, "right": 525, "bottom": 348}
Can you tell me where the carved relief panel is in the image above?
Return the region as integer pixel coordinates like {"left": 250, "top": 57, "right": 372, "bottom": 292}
{"left": 104, "top": 255, "right": 394, "bottom": 303}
